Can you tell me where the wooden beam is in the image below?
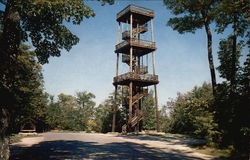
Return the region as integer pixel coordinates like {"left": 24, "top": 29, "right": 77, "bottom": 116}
{"left": 112, "top": 22, "right": 121, "bottom": 133}
{"left": 128, "top": 13, "right": 133, "bottom": 132}
{"left": 117, "top": 22, "right": 121, "bottom": 44}
{"left": 116, "top": 53, "right": 119, "bottom": 77}
{"left": 129, "top": 81, "right": 133, "bottom": 131}
{"left": 150, "top": 19, "right": 160, "bottom": 132}
{"left": 112, "top": 85, "right": 118, "bottom": 132}
{"left": 130, "top": 14, "right": 133, "bottom": 72}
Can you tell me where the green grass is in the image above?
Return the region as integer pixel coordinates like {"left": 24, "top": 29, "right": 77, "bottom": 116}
{"left": 9, "top": 134, "right": 22, "bottom": 144}
{"left": 9, "top": 134, "right": 42, "bottom": 144}
{"left": 194, "top": 146, "right": 232, "bottom": 158}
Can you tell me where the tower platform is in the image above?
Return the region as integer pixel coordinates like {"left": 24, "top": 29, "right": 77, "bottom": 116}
{"left": 113, "top": 72, "right": 159, "bottom": 87}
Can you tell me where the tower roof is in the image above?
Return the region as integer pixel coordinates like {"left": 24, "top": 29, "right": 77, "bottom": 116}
{"left": 116, "top": 5, "right": 154, "bottom": 24}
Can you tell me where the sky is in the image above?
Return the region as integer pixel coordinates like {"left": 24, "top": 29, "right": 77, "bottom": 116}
{"left": 42, "top": 0, "right": 231, "bottom": 107}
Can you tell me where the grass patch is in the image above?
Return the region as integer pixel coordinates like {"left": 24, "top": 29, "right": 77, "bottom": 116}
{"left": 163, "top": 132, "right": 192, "bottom": 138}
{"left": 9, "top": 134, "right": 22, "bottom": 144}
{"left": 195, "top": 146, "right": 249, "bottom": 160}
{"left": 194, "top": 146, "right": 232, "bottom": 158}
{"left": 9, "top": 133, "right": 42, "bottom": 144}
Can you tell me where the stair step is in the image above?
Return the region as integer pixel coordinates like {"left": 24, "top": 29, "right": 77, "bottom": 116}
{"left": 122, "top": 124, "right": 127, "bottom": 133}
{"left": 132, "top": 93, "right": 148, "bottom": 105}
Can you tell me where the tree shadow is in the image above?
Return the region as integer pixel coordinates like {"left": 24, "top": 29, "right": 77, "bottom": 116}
{"left": 117, "top": 134, "right": 206, "bottom": 146}
{"left": 10, "top": 140, "right": 205, "bottom": 160}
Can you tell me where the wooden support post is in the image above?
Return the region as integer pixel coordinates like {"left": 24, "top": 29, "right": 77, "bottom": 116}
{"left": 112, "top": 22, "right": 121, "bottom": 133}
{"left": 129, "top": 82, "right": 133, "bottom": 131}
{"left": 116, "top": 53, "right": 119, "bottom": 76}
{"left": 128, "top": 13, "right": 133, "bottom": 132}
{"left": 112, "top": 85, "right": 118, "bottom": 132}
{"left": 154, "top": 85, "right": 159, "bottom": 131}
{"left": 130, "top": 14, "right": 133, "bottom": 72}
{"left": 150, "top": 19, "right": 160, "bottom": 132}
{"left": 117, "top": 22, "right": 121, "bottom": 44}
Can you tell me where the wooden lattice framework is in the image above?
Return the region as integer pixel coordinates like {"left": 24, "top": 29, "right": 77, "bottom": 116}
{"left": 112, "top": 5, "right": 159, "bottom": 133}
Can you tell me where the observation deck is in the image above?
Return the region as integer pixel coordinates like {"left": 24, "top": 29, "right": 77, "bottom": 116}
{"left": 122, "top": 24, "right": 148, "bottom": 40}
{"left": 113, "top": 72, "right": 159, "bottom": 87}
{"left": 117, "top": 5, "right": 154, "bottom": 24}
{"left": 115, "top": 38, "right": 156, "bottom": 56}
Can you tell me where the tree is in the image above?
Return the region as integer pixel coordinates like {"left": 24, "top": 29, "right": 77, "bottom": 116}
{"left": 215, "top": 0, "right": 249, "bottom": 89}
{"left": 76, "top": 91, "right": 96, "bottom": 131}
{"left": 213, "top": 0, "right": 250, "bottom": 154}
{"left": 165, "top": 83, "right": 218, "bottom": 144}
{"left": 45, "top": 91, "right": 96, "bottom": 131}
{"left": 76, "top": 91, "right": 95, "bottom": 109}
{"left": 164, "top": 0, "right": 218, "bottom": 94}
{"left": 93, "top": 88, "right": 125, "bottom": 133}
{"left": 217, "top": 38, "right": 242, "bottom": 83}
{"left": 142, "top": 90, "right": 156, "bottom": 130}
{"left": 10, "top": 45, "right": 48, "bottom": 131}
{"left": 0, "top": 1, "right": 113, "bottom": 158}
{"left": 0, "top": 44, "right": 48, "bottom": 159}
{"left": 45, "top": 98, "right": 62, "bottom": 130}
{"left": 105, "top": 87, "right": 122, "bottom": 132}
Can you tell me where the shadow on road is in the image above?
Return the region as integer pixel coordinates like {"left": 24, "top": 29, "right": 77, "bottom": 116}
{"left": 10, "top": 140, "right": 205, "bottom": 160}
{"left": 117, "top": 134, "right": 206, "bottom": 146}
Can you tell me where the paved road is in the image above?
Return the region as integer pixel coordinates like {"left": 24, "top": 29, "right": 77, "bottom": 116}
{"left": 10, "top": 132, "right": 219, "bottom": 160}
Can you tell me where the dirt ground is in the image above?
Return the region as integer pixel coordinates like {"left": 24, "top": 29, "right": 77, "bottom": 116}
{"left": 10, "top": 132, "right": 224, "bottom": 160}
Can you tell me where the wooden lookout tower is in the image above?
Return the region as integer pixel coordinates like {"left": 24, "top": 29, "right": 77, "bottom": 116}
{"left": 113, "top": 5, "right": 159, "bottom": 133}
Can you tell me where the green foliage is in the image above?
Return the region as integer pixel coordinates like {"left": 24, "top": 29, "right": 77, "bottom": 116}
{"left": 165, "top": 1, "right": 249, "bottom": 156}
{"left": 8, "top": 45, "right": 48, "bottom": 133}
{"left": 0, "top": 1, "right": 113, "bottom": 158}
{"left": 0, "top": 0, "right": 95, "bottom": 63}
{"left": 93, "top": 88, "right": 125, "bottom": 133}
{"left": 164, "top": 0, "right": 217, "bottom": 34}
{"left": 0, "top": 0, "right": 114, "bottom": 64}
{"left": 46, "top": 91, "right": 96, "bottom": 131}
{"left": 213, "top": 53, "right": 250, "bottom": 153}
{"left": 164, "top": 0, "right": 218, "bottom": 94}
{"left": 213, "top": 1, "right": 250, "bottom": 154}
{"left": 165, "top": 83, "right": 219, "bottom": 144}
{"left": 215, "top": 0, "right": 249, "bottom": 36}
{"left": 142, "top": 90, "right": 156, "bottom": 130}
{"left": 217, "top": 37, "right": 243, "bottom": 81}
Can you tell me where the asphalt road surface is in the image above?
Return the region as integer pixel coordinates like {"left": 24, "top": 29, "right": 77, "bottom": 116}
{"left": 10, "top": 132, "right": 220, "bottom": 160}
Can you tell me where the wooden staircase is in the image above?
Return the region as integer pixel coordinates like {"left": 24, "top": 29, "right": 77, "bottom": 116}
{"left": 122, "top": 92, "right": 147, "bottom": 133}
{"left": 131, "top": 110, "right": 144, "bottom": 127}
{"left": 122, "top": 110, "right": 144, "bottom": 133}
{"left": 132, "top": 93, "right": 148, "bottom": 105}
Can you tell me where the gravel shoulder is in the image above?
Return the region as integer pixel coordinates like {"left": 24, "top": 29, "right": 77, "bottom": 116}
{"left": 10, "top": 132, "right": 220, "bottom": 160}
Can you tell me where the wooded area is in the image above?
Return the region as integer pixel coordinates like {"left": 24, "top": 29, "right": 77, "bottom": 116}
{"left": 0, "top": 0, "right": 249, "bottom": 160}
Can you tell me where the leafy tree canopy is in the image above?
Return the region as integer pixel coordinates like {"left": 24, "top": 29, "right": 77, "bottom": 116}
{"left": 0, "top": 0, "right": 113, "bottom": 64}
{"left": 164, "top": 0, "right": 218, "bottom": 34}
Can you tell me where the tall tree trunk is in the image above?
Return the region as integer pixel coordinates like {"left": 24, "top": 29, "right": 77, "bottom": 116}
{"left": 203, "top": 17, "right": 217, "bottom": 95}
{"left": 0, "top": 108, "right": 9, "bottom": 160}
{"left": 0, "top": 0, "right": 21, "bottom": 159}
{"left": 231, "top": 15, "right": 238, "bottom": 90}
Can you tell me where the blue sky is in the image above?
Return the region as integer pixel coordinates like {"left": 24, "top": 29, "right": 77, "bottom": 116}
{"left": 42, "top": 1, "right": 232, "bottom": 106}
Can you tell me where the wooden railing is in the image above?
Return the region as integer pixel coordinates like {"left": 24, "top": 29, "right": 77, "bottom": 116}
{"left": 117, "top": 5, "right": 154, "bottom": 20}
{"left": 116, "top": 38, "right": 156, "bottom": 51}
{"left": 122, "top": 54, "right": 130, "bottom": 63}
{"left": 114, "top": 72, "right": 158, "bottom": 83}
{"left": 138, "top": 66, "right": 148, "bottom": 74}
{"left": 122, "top": 24, "right": 148, "bottom": 40}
